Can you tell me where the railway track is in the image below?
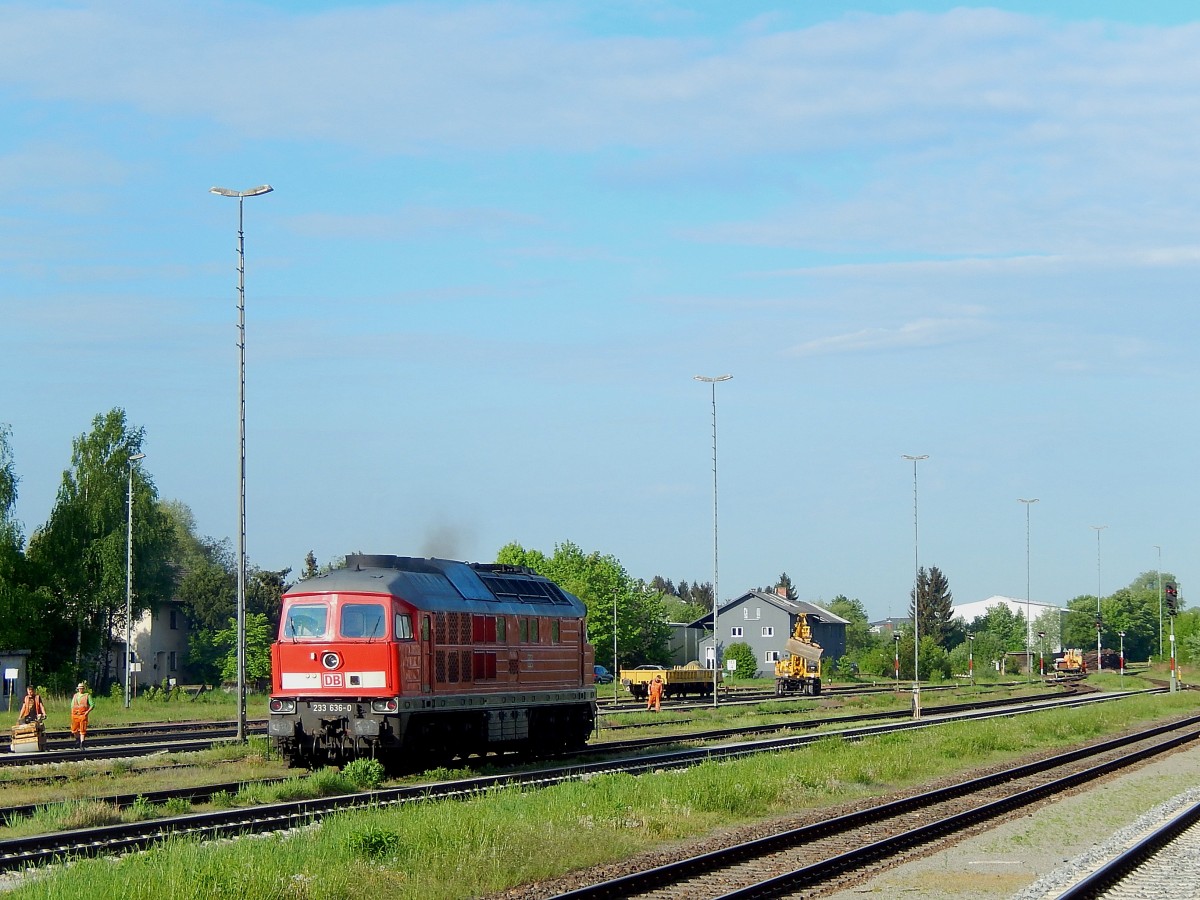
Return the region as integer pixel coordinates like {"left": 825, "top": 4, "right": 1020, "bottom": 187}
{"left": 548, "top": 715, "right": 1200, "bottom": 899}
{"left": 0, "top": 687, "right": 1091, "bottom": 827}
{"left": 1052, "top": 796, "right": 1200, "bottom": 899}
{"left": 0, "top": 689, "right": 1157, "bottom": 872}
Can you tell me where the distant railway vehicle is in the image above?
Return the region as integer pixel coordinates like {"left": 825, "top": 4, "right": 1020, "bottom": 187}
{"left": 774, "top": 613, "right": 823, "bottom": 695}
{"left": 620, "top": 664, "right": 719, "bottom": 699}
{"left": 1054, "top": 648, "right": 1087, "bottom": 675}
{"left": 269, "top": 555, "right": 596, "bottom": 768}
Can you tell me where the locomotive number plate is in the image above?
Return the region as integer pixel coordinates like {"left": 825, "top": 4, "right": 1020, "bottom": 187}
{"left": 310, "top": 703, "right": 353, "bottom": 713}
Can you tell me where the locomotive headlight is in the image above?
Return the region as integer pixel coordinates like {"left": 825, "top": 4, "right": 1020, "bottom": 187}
{"left": 269, "top": 698, "right": 296, "bottom": 714}
{"left": 321, "top": 651, "right": 341, "bottom": 670}
{"left": 371, "top": 699, "right": 399, "bottom": 714}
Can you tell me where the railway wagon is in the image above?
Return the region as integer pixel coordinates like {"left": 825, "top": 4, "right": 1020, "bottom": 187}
{"left": 620, "top": 664, "right": 719, "bottom": 699}
{"left": 269, "top": 554, "right": 596, "bottom": 768}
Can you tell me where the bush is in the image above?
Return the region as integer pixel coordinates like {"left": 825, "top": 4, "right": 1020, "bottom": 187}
{"left": 724, "top": 642, "right": 759, "bottom": 679}
{"left": 342, "top": 757, "right": 386, "bottom": 790}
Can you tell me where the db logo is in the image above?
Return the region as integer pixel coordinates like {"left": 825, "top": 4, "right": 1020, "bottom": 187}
{"left": 322, "top": 673, "right": 344, "bottom": 687}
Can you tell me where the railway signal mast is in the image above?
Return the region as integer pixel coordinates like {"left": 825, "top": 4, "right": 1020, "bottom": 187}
{"left": 1166, "top": 582, "right": 1179, "bottom": 693}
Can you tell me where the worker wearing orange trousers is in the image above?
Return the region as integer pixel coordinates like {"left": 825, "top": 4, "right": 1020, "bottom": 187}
{"left": 647, "top": 675, "right": 664, "bottom": 712}
{"left": 70, "top": 682, "right": 94, "bottom": 747}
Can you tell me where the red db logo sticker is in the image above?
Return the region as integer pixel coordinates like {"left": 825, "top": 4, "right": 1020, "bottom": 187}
{"left": 322, "top": 673, "right": 344, "bottom": 687}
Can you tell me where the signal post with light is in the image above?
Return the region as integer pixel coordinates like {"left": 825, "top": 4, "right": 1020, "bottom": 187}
{"left": 1166, "top": 583, "right": 1179, "bottom": 693}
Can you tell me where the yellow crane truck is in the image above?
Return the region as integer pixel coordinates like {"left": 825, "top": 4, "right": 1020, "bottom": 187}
{"left": 774, "top": 613, "right": 823, "bottom": 696}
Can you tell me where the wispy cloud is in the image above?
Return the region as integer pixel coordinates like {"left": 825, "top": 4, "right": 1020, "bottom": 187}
{"left": 788, "top": 316, "right": 995, "bottom": 357}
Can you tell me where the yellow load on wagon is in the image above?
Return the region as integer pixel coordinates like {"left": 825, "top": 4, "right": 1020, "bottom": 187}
{"left": 619, "top": 663, "right": 720, "bottom": 700}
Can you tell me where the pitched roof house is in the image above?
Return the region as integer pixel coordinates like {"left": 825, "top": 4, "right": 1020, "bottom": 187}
{"left": 690, "top": 588, "right": 849, "bottom": 678}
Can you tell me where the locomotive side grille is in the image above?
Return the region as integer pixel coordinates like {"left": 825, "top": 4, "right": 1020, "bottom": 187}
{"left": 435, "top": 650, "right": 447, "bottom": 682}
{"left": 508, "top": 657, "right": 519, "bottom": 675}
{"left": 458, "top": 612, "right": 471, "bottom": 644}
{"left": 447, "top": 650, "right": 460, "bottom": 683}
{"left": 460, "top": 649, "right": 472, "bottom": 682}
{"left": 436, "top": 612, "right": 448, "bottom": 644}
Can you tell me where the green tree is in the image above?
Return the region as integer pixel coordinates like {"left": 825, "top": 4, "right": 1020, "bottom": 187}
{"left": 826, "top": 595, "right": 877, "bottom": 657}
{"left": 0, "top": 424, "right": 36, "bottom": 669}
{"left": 969, "top": 603, "right": 1027, "bottom": 652}
{"left": 25, "top": 410, "right": 175, "bottom": 685}
{"left": 775, "top": 573, "right": 798, "bottom": 602}
{"left": 216, "top": 613, "right": 272, "bottom": 686}
{"left": 724, "top": 641, "right": 758, "bottom": 678}
{"left": 497, "top": 541, "right": 671, "bottom": 668}
{"left": 909, "top": 566, "right": 954, "bottom": 646}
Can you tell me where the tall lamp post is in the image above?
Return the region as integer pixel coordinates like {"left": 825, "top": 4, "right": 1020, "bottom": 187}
{"left": 1018, "top": 499, "right": 1038, "bottom": 680}
{"left": 1092, "top": 525, "right": 1107, "bottom": 672}
{"left": 1154, "top": 545, "right": 1162, "bottom": 659}
{"left": 211, "top": 183, "right": 274, "bottom": 742}
{"left": 612, "top": 589, "right": 619, "bottom": 705}
{"left": 124, "top": 452, "right": 146, "bottom": 709}
{"left": 695, "top": 374, "right": 732, "bottom": 708}
{"left": 902, "top": 454, "right": 928, "bottom": 718}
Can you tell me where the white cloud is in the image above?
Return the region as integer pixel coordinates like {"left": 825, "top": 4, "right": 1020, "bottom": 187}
{"left": 787, "top": 316, "right": 995, "bottom": 357}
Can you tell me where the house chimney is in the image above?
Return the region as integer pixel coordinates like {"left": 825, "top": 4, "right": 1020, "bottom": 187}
{"left": 776, "top": 585, "right": 787, "bottom": 598}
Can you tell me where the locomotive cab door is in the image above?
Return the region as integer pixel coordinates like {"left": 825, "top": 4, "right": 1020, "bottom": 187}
{"left": 421, "top": 614, "right": 433, "bottom": 693}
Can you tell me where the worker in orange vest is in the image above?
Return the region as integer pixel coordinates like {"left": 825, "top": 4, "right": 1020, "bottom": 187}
{"left": 70, "top": 682, "right": 94, "bottom": 747}
{"left": 18, "top": 686, "right": 46, "bottom": 724}
{"left": 647, "top": 675, "right": 664, "bottom": 712}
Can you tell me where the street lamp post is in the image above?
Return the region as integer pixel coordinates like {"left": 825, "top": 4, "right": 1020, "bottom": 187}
{"left": 1092, "top": 525, "right": 1107, "bottom": 672}
{"left": 1154, "top": 545, "right": 1162, "bottom": 660}
{"left": 612, "top": 589, "right": 619, "bottom": 705}
{"left": 124, "top": 452, "right": 146, "bottom": 709}
{"left": 211, "top": 183, "right": 273, "bottom": 742}
{"left": 1019, "top": 499, "right": 1038, "bottom": 680}
{"left": 695, "top": 374, "right": 732, "bottom": 709}
{"left": 902, "top": 454, "right": 928, "bottom": 718}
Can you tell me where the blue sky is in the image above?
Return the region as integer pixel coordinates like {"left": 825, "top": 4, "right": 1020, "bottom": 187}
{"left": 4, "top": 1, "right": 1199, "bottom": 622}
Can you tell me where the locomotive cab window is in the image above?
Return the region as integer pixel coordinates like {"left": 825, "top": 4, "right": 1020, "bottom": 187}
{"left": 395, "top": 612, "right": 414, "bottom": 640}
{"left": 283, "top": 604, "right": 328, "bottom": 639}
{"left": 341, "top": 603, "right": 386, "bottom": 638}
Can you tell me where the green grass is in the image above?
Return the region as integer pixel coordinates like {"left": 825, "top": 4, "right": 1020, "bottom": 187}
{"left": 7, "top": 689, "right": 1199, "bottom": 900}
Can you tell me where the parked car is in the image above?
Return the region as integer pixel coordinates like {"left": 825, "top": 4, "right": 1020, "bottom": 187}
{"left": 593, "top": 664, "right": 614, "bottom": 684}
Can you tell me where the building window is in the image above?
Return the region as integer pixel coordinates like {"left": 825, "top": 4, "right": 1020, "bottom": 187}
{"left": 169, "top": 609, "right": 178, "bottom": 630}
{"left": 762, "top": 626, "right": 774, "bottom": 638}
{"left": 742, "top": 608, "right": 749, "bottom": 620}
{"left": 168, "top": 651, "right": 178, "bottom": 672}
{"left": 551, "top": 620, "right": 560, "bottom": 643}
{"left": 764, "top": 650, "right": 780, "bottom": 662}
{"left": 730, "top": 626, "right": 743, "bottom": 637}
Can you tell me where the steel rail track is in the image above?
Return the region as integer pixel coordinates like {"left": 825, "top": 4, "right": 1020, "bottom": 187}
{"left": 552, "top": 715, "right": 1200, "bottom": 899}
{"left": 0, "top": 686, "right": 1095, "bottom": 827}
{"left": 0, "top": 690, "right": 1159, "bottom": 873}
{"left": 1052, "top": 798, "right": 1200, "bottom": 899}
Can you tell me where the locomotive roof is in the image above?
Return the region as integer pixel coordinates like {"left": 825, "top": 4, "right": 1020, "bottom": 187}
{"left": 284, "top": 554, "right": 588, "bottom": 617}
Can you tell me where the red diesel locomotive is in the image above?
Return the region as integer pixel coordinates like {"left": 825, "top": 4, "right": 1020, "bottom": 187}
{"left": 269, "top": 554, "right": 596, "bottom": 768}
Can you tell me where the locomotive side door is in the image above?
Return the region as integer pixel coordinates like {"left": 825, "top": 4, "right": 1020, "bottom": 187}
{"left": 421, "top": 614, "right": 433, "bottom": 693}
